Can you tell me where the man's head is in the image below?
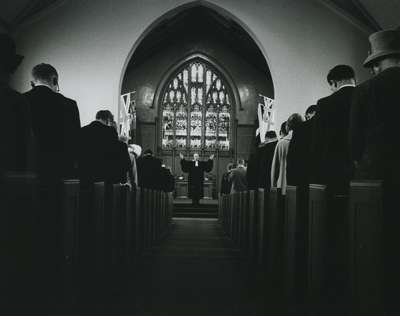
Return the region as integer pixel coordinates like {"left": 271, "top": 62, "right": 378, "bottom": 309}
{"left": 364, "top": 29, "right": 400, "bottom": 75}
{"left": 305, "top": 105, "right": 317, "bottom": 120}
{"left": 0, "top": 34, "right": 23, "bottom": 80}
{"left": 193, "top": 153, "right": 199, "bottom": 161}
{"left": 31, "top": 63, "right": 59, "bottom": 92}
{"left": 95, "top": 110, "right": 114, "bottom": 126}
{"left": 286, "top": 113, "right": 303, "bottom": 132}
{"left": 237, "top": 159, "right": 245, "bottom": 167}
{"left": 227, "top": 163, "right": 234, "bottom": 172}
{"left": 327, "top": 65, "right": 355, "bottom": 92}
{"left": 143, "top": 149, "right": 153, "bottom": 156}
{"left": 265, "top": 130, "right": 277, "bottom": 141}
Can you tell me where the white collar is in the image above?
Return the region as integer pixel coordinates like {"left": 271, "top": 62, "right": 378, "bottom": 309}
{"left": 337, "top": 84, "right": 355, "bottom": 91}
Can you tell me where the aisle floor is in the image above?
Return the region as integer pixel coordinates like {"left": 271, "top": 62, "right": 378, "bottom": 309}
{"left": 117, "top": 218, "right": 273, "bottom": 316}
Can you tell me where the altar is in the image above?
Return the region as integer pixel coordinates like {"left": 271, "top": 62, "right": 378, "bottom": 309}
{"left": 175, "top": 178, "right": 214, "bottom": 199}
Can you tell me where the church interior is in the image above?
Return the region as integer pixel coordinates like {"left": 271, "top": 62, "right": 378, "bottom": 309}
{"left": 1, "top": 0, "right": 399, "bottom": 315}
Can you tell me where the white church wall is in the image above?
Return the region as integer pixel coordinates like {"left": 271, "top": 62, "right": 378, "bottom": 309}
{"left": 12, "top": 0, "right": 371, "bottom": 128}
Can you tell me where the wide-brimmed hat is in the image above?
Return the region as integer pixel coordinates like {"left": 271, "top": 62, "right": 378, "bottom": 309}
{"left": 0, "top": 33, "right": 24, "bottom": 72}
{"left": 363, "top": 29, "right": 400, "bottom": 67}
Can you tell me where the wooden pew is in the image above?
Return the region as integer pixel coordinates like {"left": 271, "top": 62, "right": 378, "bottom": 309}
{"left": 61, "top": 179, "right": 80, "bottom": 308}
{"left": 248, "top": 190, "right": 256, "bottom": 260}
{"left": 135, "top": 187, "right": 143, "bottom": 254}
{"left": 283, "top": 185, "right": 309, "bottom": 314}
{"left": 349, "top": 181, "right": 383, "bottom": 316}
{"left": 2, "top": 172, "right": 39, "bottom": 313}
{"left": 308, "top": 184, "right": 351, "bottom": 315}
{"left": 229, "top": 193, "right": 235, "bottom": 240}
{"left": 238, "top": 191, "right": 244, "bottom": 247}
{"left": 240, "top": 191, "right": 249, "bottom": 252}
{"left": 307, "top": 184, "right": 328, "bottom": 315}
{"left": 124, "top": 185, "right": 135, "bottom": 265}
{"left": 257, "top": 188, "right": 266, "bottom": 264}
{"left": 266, "top": 187, "right": 284, "bottom": 286}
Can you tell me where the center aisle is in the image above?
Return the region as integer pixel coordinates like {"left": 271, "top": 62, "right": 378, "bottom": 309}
{"left": 118, "top": 218, "right": 271, "bottom": 316}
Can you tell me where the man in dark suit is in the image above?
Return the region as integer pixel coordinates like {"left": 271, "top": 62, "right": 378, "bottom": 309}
{"left": 24, "top": 63, "right": 81, "bottom": 179}
{"left": 350, "top": 30, "right": 400, "bottom": 180}
{"left": 230, "top": 159, "right": 248, "bottom": 193}
{"left": 350, "top": 30, "right": 400, "bottom": 315}
{"left": 180, "top": 152, "right": 214, "bottom": 205}
{"left": 136, "top": 149, "right": 162, "bottom": 189}
{"left": 287, "top": 105, "right": 317, "bottom": 186}
{"left": 0, "top": 33, "right": 32, "bottom": 173}
{"left": 312, "top": 65, "right": 356, "bottom": 192}
{"left": 79, "top": 110, "right": 120, "bottom": 182}
{"left": 257, "top": 130, "right": 279, "bottom": 190}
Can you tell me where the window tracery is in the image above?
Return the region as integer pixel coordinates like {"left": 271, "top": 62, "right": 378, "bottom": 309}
{"left": 161, "top": 59, "right": 232, "bottom": 151}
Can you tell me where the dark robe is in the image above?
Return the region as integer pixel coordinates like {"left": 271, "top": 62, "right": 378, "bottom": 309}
{"left": 180, "top": 158, "right": 213, "bottom": 200}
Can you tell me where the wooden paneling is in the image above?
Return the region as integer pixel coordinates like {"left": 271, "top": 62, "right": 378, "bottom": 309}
{"left": 349, "top": 181, "right": 383, "bottom": 316}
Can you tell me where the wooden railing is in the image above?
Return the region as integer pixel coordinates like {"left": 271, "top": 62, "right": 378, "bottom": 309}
{"left": 219, "top": 181, "right": 385, "bottom": 316}
{"left": 2, "top": 172, "right": 173, "bottom": 314}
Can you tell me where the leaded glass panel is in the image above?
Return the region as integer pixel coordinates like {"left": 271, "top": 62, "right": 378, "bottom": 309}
{"left": 161, "top": 59, "right": 232, "bottom": 151}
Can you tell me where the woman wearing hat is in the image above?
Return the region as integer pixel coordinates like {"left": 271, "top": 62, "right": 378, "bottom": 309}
{"left": 0, "top": 33, "right": 32, "bottom": 172}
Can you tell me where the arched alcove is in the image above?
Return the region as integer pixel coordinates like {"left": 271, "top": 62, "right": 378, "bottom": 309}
{"left": 120, "top": 2, "right": 274, "bottom": 196}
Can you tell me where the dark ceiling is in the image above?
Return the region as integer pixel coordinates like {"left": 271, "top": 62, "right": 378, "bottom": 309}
{"left": 127, "top": 6, "right": 271, "bottom": 75}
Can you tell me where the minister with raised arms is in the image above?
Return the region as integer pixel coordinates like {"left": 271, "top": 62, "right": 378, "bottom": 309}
{"left": 180, "top": 152, "right": 214, "bottom": 206}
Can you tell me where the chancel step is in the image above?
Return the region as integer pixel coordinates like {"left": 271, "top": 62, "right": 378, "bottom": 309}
{"left": 173, "top": 202, "right": 218, "bottom": 218}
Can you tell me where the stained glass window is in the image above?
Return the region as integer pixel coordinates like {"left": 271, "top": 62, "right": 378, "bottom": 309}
{"left": 161, "top": 59, "right": 232, "bottom": 151}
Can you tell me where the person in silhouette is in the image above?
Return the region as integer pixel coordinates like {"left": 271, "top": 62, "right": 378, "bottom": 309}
{"left": 0, "top": 33, "right": 32, "bottom": 173}
{"left": 230, "top": 159, "right": 248, "bottom": 193}
{"left": 180, "top": 152, "right": 214, "bottom": 205}
{"left": 25, "top": 63, "right": 81, "bottom": 179}
{"left": 136, "top": 149, "right": 162, "bottom": 189}
{"left": 79, "top": 110, "right": 119, "bottom": 182}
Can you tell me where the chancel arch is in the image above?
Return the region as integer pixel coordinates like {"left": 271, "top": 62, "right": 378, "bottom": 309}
{"left": 120, "top": 4, "right": 274, "bottom": 197}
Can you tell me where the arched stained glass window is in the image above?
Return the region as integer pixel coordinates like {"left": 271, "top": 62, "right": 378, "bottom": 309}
{"left": 161, "top": 59, "right": 232, "bottom": 151}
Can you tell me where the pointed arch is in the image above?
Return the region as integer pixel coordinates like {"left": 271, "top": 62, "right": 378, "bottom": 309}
{"left": 156, "top": 53, "right": 237, "bottom": 152}
{"left": 118, "top": 0, "right": 275, "bottom": 114}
